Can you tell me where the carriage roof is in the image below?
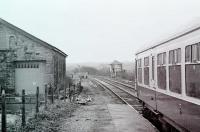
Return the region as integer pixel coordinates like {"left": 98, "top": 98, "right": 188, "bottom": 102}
{"left": 135, "top": 20, "right": 200, "bottom": 55}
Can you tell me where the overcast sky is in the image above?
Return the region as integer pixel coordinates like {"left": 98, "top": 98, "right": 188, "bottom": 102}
{"left": 0, "top": 0, "right": 200, "bottom": 63}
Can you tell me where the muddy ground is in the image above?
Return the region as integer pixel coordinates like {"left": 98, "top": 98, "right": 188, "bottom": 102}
{"left": 60, "top": 79, "right": 124, "bottom": 132}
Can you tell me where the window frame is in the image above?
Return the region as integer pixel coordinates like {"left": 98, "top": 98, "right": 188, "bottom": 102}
{"left": 144, "top": 56, "right": 150, "bottom": 86}
{"left": 185, "top": 43, "right": 200, "bottom": 64}
{"left": 157, "top": 52, "right": 167, "bottom": 90}
{"left": 169, "top": 48, "right": 181, "bottom": 65}
{"left": 157, "top": 52, "right": 166, "bottom": 66}
{"left": 144, "top": 57, "right": 149, "bottom": 67}
{"left": 137, "top": 58, "right": 143, "bottom": 84}
{"left": 185, "top": 43, "right": 200, "bottom": 99}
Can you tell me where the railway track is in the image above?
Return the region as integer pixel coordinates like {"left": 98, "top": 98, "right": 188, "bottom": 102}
{"left": 99, "top": 77, "right": 137, "bottom": 96}
{"left": 91, "top": 77, "right": 143, "bottom": 114}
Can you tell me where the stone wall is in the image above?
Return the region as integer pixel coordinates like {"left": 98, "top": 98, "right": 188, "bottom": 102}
{"left": 0, "top": 50, "right": 16, "bottom": 92}
{"left": 53, "top": 53, "right": 66, "bottom": 92}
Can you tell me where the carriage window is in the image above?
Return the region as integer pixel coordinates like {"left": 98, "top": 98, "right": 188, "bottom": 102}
{"left": 144, "top": 57, "right": 149, "bottom": 66}
{"left": 169, "top": 48, "right": 181, "bottom": 64}
{"left": 157, "top": 53, "right": 162, "bottom": 65}
{"left": 157, "top": 52, "right": 166, "bottom": 65}
{"left": 169, "top": 48, "right": 181, "bottom": 93}
{"left": 144, "top": 57, "right": 149, "bottom": 85}
{"left": 185, "top": 45, "right": 192, "bottom": 62}
{"left": 169, "top": 50, "right": 174, "bottom": 64}
{"left": 138, "top": 59, "right": 142, "bottom": 67}
{"left": 198, "top": 43, "right": 200, "bottom": 61}
{"left": 174, "top": 50, "right": 178, "bottom": 63}
{"left": 185, "top": 43, "right": 200, "bottom": 98}
{"left": 177, "top": 48, "right": 181, "bottom": 63}
{"left": 138, "top": 68, "right": 142, "bottom": 84}
{"left": 163, "top": 52, "right": 166, "bottom": 64}
{"left": 152, "top": 56, "right": 155, "bottom": 80}
{"left": 157, "top": 66, "right": 166, "bottom": 90}
{"left": 186, "top": 65, "right": 200, "bottom": 99}
{"left": 169, "top": 65, "right": 181, "bottom": 94}
{"left": 137, "top": 58, "right": 142, "bottom": 84}
{"left": 157, "top": 52, "right": 166, "bottom": 89}
{"left": 192, "top": 44, "right": 198, "bottom": 62}
{"left": 185, "top": 44, "right": 200, "bottom": 62}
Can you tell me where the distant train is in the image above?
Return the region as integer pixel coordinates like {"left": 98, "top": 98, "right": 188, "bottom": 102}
{"left": 135, "top": 24, "right": 200, "bottom": 132}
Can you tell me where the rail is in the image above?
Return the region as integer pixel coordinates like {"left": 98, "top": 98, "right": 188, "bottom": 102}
{"left": 92, "top": 78, "right": 143, "bottom": 113}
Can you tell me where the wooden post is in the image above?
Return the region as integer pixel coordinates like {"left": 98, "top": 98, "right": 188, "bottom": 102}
{"left": 68, "top": 83, "right": 70, "bottom": 97}
{"left": 73, "top": 84, "right": 76, "bottom": 102}
{"left": 36, "top": 87, "right": 39, "bottom": 114}
{"left": 51, "top": 84, "right": 54, "bottom": 104}
{"left": 73, "top": 84, "right": 75, "bottom": 93}
{"left": 22, "top": 89, "right": 26, "bottom": 129}
{"left": 64, "top": 85, "right": 66, "bottom": 102}
{"left": 69, "top": 83, "right": 71, "bottom": 102}
{"left": 45, "top": 85, "right": 47, "bottom": 109}
{"left": 1, "top": 89, "right": 6, "bottom": 132}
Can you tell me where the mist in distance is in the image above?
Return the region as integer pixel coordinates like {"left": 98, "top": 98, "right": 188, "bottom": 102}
{"left": 0, "top": 0, "right": 200, "bottom": 64}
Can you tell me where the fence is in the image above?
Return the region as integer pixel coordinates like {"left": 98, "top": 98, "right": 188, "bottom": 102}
{"left": 0, "top": 84, "right": 61, "bottom": 132}
{"left": 0, "top": 82, "right": 78, "bottom": 132}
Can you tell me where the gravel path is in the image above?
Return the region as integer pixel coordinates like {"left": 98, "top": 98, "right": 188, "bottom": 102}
{"left": 60, "top": 79, "right": 123, "bottom": 132}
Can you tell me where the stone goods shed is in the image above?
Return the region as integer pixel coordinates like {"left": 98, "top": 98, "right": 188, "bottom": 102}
{"left": 0, "top": 18, "right": 67, "bottom": 95}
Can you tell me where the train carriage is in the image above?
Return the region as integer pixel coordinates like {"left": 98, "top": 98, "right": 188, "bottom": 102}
{"left": 135, "top": 24, "right": 200, "bottom": 132}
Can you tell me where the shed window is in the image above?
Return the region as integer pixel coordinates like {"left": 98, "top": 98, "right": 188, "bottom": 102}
{"left": 15, "top": 63, "right": 39, "bottom": 69}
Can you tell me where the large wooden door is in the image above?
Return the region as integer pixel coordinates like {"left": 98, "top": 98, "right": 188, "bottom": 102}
{"left": 15, "top": 62, "right": 45, "bottom": 95}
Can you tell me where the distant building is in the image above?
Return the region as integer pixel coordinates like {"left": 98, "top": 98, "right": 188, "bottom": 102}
{"left": 110, "top": 60, "right": 123, "bottom": 78}
{"left": 0, "top": 19, "right": 67, "bottom": 95}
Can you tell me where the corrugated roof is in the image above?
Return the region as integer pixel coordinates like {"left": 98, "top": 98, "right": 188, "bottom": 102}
{"left": 0, "top": 18, "right": 68, "bottom": 57}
